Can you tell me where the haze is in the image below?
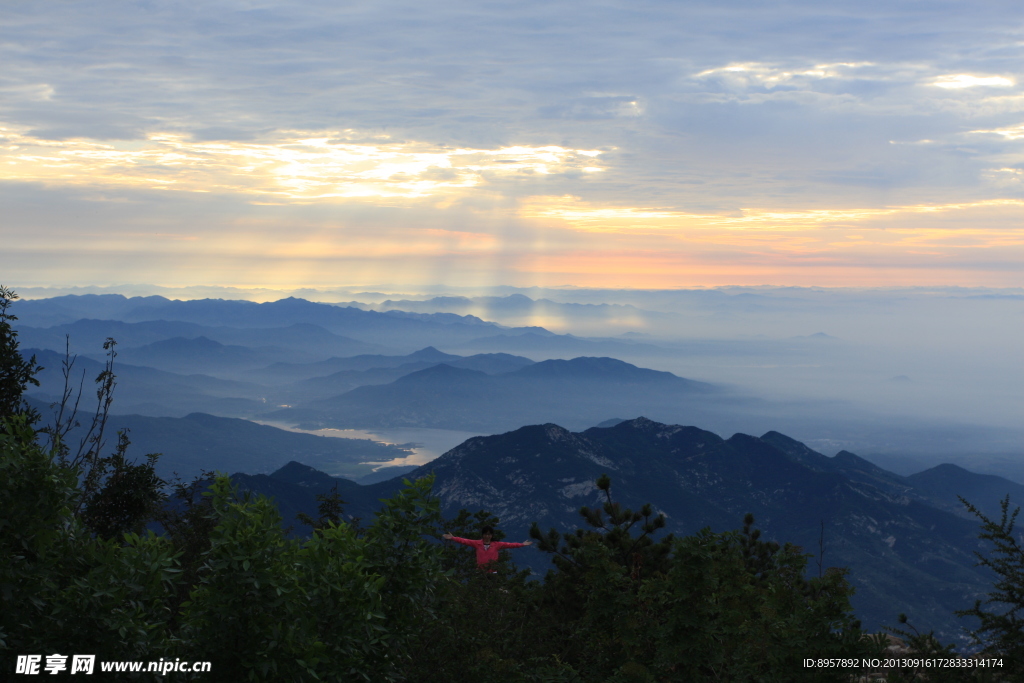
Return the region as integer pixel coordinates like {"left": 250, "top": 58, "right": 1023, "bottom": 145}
{"left": 13, "top": 283, "right": 1023, "bottom": 482}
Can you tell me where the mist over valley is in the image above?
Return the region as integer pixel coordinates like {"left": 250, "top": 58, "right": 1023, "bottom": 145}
{"left": 18, "top": 286, "right": 1023, "bottom": 480}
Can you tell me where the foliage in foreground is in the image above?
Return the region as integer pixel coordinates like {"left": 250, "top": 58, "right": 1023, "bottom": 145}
{"left": 955, "top": 495, "right": 1024, "bottom": 682}
{"left": 0, "top": 416, "right": 446, "bottom": 681}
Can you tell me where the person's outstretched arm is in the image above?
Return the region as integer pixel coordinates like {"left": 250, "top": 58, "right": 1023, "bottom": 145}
{"left": 442, "top": 533, "right": 478, "bottom": 547}
{"left": 495, "top": 540, "right": 533, "bottom": 549}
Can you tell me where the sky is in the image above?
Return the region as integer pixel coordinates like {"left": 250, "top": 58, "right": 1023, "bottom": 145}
{"left": 3, "top": 0, "right": 1024, "bottom": 289}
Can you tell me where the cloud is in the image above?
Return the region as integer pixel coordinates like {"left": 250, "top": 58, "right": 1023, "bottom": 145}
{"left": 693, "top": 61, "right": 879, "bottom": 90}
{"left": 3, "top": 0, "right": 1024, "bottom": 287}
{"left": 971, "top": 123, "right": 1024, "bottom": 140}
{"left": 932, "top": 74, "right": 1015, "bottom": 89}
{"left": 0, "top": 124, "right": 605, "bottom": 200}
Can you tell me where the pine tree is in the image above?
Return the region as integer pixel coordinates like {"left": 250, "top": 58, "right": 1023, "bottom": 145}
{"left": 958, "top": 495, "right": 1024, "bottom": 680}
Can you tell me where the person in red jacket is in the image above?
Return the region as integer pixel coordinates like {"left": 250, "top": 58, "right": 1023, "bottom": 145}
{"left": 442, "top": 525, "right": 532, "bottom": 571}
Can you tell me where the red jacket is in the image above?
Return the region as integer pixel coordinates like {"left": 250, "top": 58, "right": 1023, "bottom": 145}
{"left": 448, "top": 536, "right": 526, "bottom": 568}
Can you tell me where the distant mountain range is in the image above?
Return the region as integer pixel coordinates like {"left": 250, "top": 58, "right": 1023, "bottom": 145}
{"left": 282, "top": 351, "right": 538, "bottom": 401}
{"left": 14, "top": 295, "right": 560, "bottom": 350}
{"left": 24, "top": 349, "right": 268, "bottom": 418}
{"left": 28, "top": 340, "right": 691, "bottom": 425}
{"left": 17, "top": 318, "right": 385, "bottom": 360}
{"left": 340, "top": 293, "right": 677, "bottom": 338}
{"left": 451, "top": 331, "right": 668, "bottom": 357}
{"left": 15, "top": 293, "right": 1023, "bottom": 484}
{"left": 15, "top": 295, "right": 687, "bottom": 372}
{"left": 232, "top": 417, "right": 1021, "bottom": 640}
{"left": 251, "top": 347, "right": 533, "bottom": 385}
{"left": 269, "top": 356, "right": 722, "bottom": 432}
{"left": 24, "top": 330, "right": 731, "bottom": 433}
{"left": 119, "top": 336, "right": 309, "bottom": 374}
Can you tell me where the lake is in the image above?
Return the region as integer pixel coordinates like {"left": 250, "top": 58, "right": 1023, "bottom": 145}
{"left": 255, "top": 422, "right": 486, "bottom": 471}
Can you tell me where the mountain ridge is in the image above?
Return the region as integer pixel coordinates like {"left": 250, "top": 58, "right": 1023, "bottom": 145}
{"left": 273, "top": 357, "right": 721, "bottom": 432}
{"left": 231, "top": 416, "right": 1018, "bottom": 640}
